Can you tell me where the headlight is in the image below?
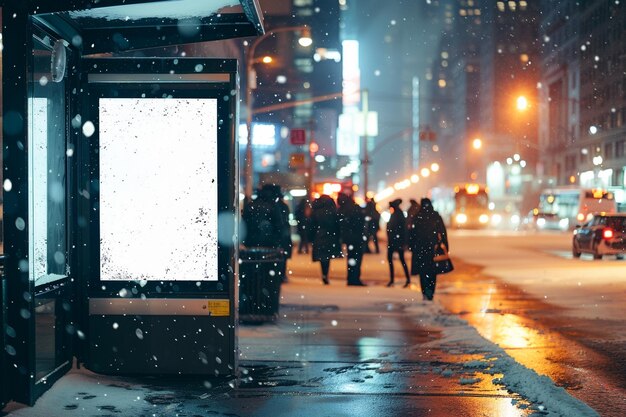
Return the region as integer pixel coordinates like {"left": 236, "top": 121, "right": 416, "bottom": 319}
{"left": 455, "top": 213, "right": 467, "bottom": 224}
{"left": 479, "top": 214, "right": 489, "bottom": 224}
{"left": 537, "top": 218, "right": 546, "bottom": 228}
{"left": 510, "top": 214, "right": 520, "bottom": 224}
{"left": 577, "top": 213, "right": 585, "bottom": 222}
{"left": 491, "top": 214, "right": 502, "bottom": 225}
{"left": 559, "top": 218, "right": 569, "bottom": 230}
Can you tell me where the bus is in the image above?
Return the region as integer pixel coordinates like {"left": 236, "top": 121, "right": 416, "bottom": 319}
{"left": 537, "top": 187, "right": 617, "bottom": 230}
{"left": 430, "top": 183, "right": 490, "bottom": 229}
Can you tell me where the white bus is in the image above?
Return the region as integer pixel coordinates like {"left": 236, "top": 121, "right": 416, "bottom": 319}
{"left": 537, "top": 187, "right": 617, "bottom": 230}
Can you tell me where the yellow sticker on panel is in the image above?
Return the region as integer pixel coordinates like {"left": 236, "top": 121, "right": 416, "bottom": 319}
{"left": 207, "top": 300, "right": 230, "bottom": 316}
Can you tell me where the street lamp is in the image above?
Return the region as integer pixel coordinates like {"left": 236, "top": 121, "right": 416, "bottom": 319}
{"left": 244, "top": 25, "right": 312, "bottom": 199}
{"left": 472, "top": 137, "right": 482, "bottom": 150}
{"left": 516, "top": 95, "right": 529, "bottom": 111}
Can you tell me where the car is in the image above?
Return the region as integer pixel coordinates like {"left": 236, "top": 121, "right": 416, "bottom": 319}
{"left": 572, "top": 213, "right": 626, "bottom": 259}
{"left": 522, "top": 210, "right": 565, "bottom": 231}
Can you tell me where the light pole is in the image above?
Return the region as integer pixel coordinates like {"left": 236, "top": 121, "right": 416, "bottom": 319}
{"left": 361, "top": 89, "right": 370, "bottom": 199}
{"left": 244, "top": 25, "right": 312, "bottom": 199}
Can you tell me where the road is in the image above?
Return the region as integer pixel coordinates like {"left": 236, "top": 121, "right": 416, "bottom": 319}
{"left": 438, "top": 229, "right": 626, "bottom": 416}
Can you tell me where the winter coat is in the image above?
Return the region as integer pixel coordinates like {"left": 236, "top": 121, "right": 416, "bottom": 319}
{"left": 310, "top": 196, "right": 343, "bottom": 262}
{"left": 386, "top": 209, "right": 407, "bottom": 251}
{"left": 295, "top": 199, "right": 312, "bottom": 236}
{"left": 408, "top": 206, "right": 448, "bottom": 275}
{"left": 363, "top": 201, "right": 381, "bottom": 235}
{"left": 276, "top": 199, "right": 293, "bottom": 259}
{"left": 406, "top": 201, "right": 421, "bottom": 230}
{"left": 338, "top": 198, "right": 366, "bottom": 249}
{"left": 242, "top": 194, "right": 286, "bottom": 249}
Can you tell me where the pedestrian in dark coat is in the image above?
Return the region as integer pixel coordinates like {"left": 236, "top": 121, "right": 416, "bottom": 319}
{"left": 406, "top": 199, "right": 421, "bottom": 232}
{"left": 408, "top": 198, "right": 448, "bottom": 300}
{"left": 241, "top": 185, "right": 285, "bottom": 248}
{"left": 310, "top": 195, "right": 343, "bottom": 285}
{"left": 241, "top": 184, "right": 290, "bottom": 283}
{"left": 386, "top": 199, "right": 411, "bottom": 288}
{"left": 337, "top": 193, "right": 366, "bottom": 286}
{"left": 268, "top": 185, "right": 293, "bottom": 260}
{"left": 295, "top": 198, "right": 312, "bottom": 254}
{"left": 363, "top": 198, "right": 381, "bottom": 253}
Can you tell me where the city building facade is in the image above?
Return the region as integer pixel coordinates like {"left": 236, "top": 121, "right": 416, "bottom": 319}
{"left": 538, "top": 0, "right": 626, "bottom": 209}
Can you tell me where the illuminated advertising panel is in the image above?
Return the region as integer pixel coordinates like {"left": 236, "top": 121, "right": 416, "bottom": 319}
{"left": 99, "top": 98, "right": 218, "bottom": 281}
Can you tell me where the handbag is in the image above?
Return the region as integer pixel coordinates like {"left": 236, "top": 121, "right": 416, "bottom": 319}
{"left": 433, "top": 234, "right": 454, "bottom": 274}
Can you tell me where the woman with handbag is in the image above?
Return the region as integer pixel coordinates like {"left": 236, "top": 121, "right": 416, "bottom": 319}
{"left": 408, "top": 198, "right": 450, "bottom": 300}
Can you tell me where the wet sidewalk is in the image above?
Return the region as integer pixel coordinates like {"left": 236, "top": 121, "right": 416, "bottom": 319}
{"left": 2, "top": 250, "right": 598, "bottom": 417}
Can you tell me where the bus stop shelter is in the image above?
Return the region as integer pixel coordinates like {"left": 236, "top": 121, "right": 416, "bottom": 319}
{"left": 1, "top": 0, "right": 263, "bottom": 407}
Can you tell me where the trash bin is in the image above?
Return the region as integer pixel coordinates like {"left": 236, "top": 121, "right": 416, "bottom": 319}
{"left": 238, "top": 247, "right": 285, "bottom": 323}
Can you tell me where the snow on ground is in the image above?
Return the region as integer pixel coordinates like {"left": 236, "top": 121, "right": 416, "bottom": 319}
{"left": 406, "top": 301, "right": 600, "bottom": 417}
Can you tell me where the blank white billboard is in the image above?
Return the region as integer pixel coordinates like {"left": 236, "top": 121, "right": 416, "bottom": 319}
{"left": 99, "top": 98, "right": 218, "bottom": 281}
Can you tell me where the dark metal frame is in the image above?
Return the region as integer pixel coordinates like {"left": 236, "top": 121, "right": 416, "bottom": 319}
{"left": 2, "top": 0, "right": 257, "bottom": 406}
{"left": 80, "top": 58, "right": 239, "bottom": 297}
{"left": 75, "top": 57, "right": 239, "bottom": 376}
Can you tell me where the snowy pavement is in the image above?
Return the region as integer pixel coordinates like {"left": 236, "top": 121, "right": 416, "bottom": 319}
{"left": 2, "top": 251, "right": 600, "bottom": 417}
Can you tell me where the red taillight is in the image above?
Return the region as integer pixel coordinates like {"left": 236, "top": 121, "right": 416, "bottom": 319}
{"left": 603, "top": 228, "right": 614, "bottom": 239}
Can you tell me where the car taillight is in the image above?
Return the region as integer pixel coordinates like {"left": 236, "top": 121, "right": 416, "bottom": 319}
{"left": 603, "top": 228, "right": 614, "bottom": 239}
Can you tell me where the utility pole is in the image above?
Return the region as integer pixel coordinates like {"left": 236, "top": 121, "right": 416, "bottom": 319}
{"left": 361, "top": 89, "right": 369, "bottom": 198}
{"left": 307, "top": 118, "right": 315, "bottom": 200}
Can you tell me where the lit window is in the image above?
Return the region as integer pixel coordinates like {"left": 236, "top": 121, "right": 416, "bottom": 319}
{"left": 459, "top": 9, "right": 467, "bottom": 16}
{"left": 497, "top": 1, "right": 505, "bottom": 12}
{"left": 520, "top": 1, "right": 527, "bottom": 10}
{"left": 520, "top": 54, "right": 529, "bottom": 63}
{"left": 438, "top": 79, "right": 447, "bottom": 88}
{"left": 508, "top": 1, "right": 516, "bottom": 11}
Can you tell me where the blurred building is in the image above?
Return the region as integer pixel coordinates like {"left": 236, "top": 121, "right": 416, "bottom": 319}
{"left": 424, "top": 0, "right": 484, "bottom": 185}
{"left": 248, "top": 0, "right": 342, "bottom": 193}
{"left": 538, "top": 0, "right": 626, "bottom": 209}
{"left": 341, "top": 0, "right": 440, "bottom": 197}
{"left": 477, "top": 0, "right": 541, "bottom": 213}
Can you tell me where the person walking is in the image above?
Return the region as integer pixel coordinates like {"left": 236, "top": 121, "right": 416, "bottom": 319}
{"left": 241, "top": 184, "right": 286, "bottom": 249}
{"left": 310, "top": 195, "right": 343, "bottom": 285}
{"left": 337, "top": 193, "right": 367, "bottom": 286}
{"left": 406, "top": 198, "right": 421, "bottom": 232}
{"left": 408, "top": 198, "right": 448, "bottom": 300}
{"left": 294, "top": 198, "right": 312, "bottom": 254}
{"left": 363, "top": 198, "right": 381, "bottom": 253}
{"left": 269, "top": 185, "right": 293, "bottom": 282}
{"left": 241, "top": 184, "right": 291, "bottom": 283}
{"left": 386, "top": 199, "right": 411, "bottom": 288}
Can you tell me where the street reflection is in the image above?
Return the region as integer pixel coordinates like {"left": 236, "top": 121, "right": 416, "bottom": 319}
{"left": 438, "top": 271, "right": 582, "bottom": 389}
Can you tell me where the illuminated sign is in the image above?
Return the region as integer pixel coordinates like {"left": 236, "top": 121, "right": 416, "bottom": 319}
{"left": 99, "top": 98, "right": 218, "bottom": 281}
{"left": 238, "top": 123, "right": 278, "bottom": 147}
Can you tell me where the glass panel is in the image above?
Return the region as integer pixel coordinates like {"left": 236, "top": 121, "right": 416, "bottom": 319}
{"left": 34, "top": 299, "right": 57, "bottom": 380}
{"left": 99, "top": 98, "right": 218, "bottom": 282}
{"left": 0, "top": 9, "right": 3, "bottom": 255}
{"left": 28, "top": 37, "right": 68, "bottom": 286}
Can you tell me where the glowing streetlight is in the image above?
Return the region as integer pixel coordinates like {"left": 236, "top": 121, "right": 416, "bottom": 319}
{"left": 420, "top": 168, "right": 430, "bottom": 177}
{"left": 472, "top": 137, "right": 482, "bottom": 150}
{"left": 516, "top": 95, "right": 529, "bottom": 111}
{"left": 430, "top": 162, "right": 440, "bottom": 172}
{"left": 244, "top": 25, "right": 312, "bottom": 198}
